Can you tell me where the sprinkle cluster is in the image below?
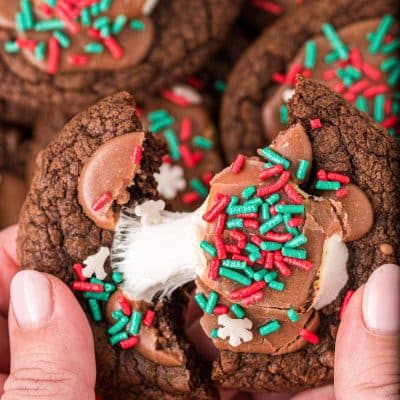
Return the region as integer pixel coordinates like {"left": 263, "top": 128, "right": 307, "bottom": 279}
{"left": 4, "top": 0, "right": 151, "bottom": 74}
{"left": 274, "top": 15, "right": 399, "bottom": 138}
{"left": 196, "top": 144, "right": 346, "bottom": 345}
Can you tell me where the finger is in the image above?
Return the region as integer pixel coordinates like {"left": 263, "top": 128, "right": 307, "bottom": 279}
{"left": 289, "top": 385, "right": 335, "bottom": 400}
{"left": 0, "top": 226, "right": 19, "bottom": 317}
{"left": 0, "top": 373, "right": 7, "bottom": 397}
{"left": 335, "top": 264, "right": 400, "bottom": 400}
{"left": 0, "top": 314, "right": 10, "bottom": 373}
{"left": 3, "top": 270, "right": 96, "bottom": 400}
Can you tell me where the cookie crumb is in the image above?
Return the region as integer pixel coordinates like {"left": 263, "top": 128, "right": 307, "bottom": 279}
{"left": 379, "top": 243, "right": 394, "bottom": 255}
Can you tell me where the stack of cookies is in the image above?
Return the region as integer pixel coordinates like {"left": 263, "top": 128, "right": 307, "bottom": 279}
{"left": 0, "top": 0, "right": 398, "bottom": 398}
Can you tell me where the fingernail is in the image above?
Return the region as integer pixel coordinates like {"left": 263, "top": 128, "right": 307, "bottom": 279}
{"left": 10, "top": 270, "right": 54, "bottom": 328}
{"left": 363, "top": 264, "right": 400, "bottom": 335}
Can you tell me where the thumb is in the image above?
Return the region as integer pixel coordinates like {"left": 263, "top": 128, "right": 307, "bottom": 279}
{"left": 2, "top": 270, "right": 96, "bottom": 400}
{"left": 335, "top": 264, "right": 400, "bottom": 400}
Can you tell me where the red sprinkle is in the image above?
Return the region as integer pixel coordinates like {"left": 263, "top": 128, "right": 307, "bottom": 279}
{"left": 183, "top": 192, "right": 201, "bottom": 204}
{"left": 232, "top": 254, "right": 255, "bottom": 266}
{"left": 250, "top": 235, "right": 263, "bottom": 246}
{"left": 333, "top": 82, "right": 345, "bottom": 94}
{"left": 323, "top": 69, "right": 337, "bottom": 80}
{"left": 47, "top": 37, "right": 60, "bottom": 75}
{"left": 215, "top": 236, "right": 227, "bottom": 260}
{"left": 89, "top": 27, "right": 101, "bottom": 39}
{"left": 336, "top": 187, "right": 349, "bottom": 199}
{"left": 231, "top": 154, "right": 247, "bottom": 174}
{"left": 363, "top": 84, "right": 387, "bottom": 99}
{"left": 72, "top": 281, "right": 104, "bottom": 292}
{"left": 236, "top": 212, "right": 259, "bottom": 219}
{"left": 179, "top": 144, "right": 195, "bottom": 168}
{"left": 326, "top": 172, "right": 350, "bottom": 184}
{"left": 143, "top": 310, "right": 155, "bottom": 327}
{"left": 103, "top": 37, "right": 124, "bottom": 59}
{"left": 300, "top": 329, "right": 319, "bottom": 345}
{"left": 288, "top": 216, "right": 303, "bottom": 228}
{"left": 118, "top": 296, "right": 132, "bottom": 316}
{"left": 349, "top": 48, "right": 363, "bottom": 70}
{"left": 208, "top": 259, "right": 220, "bottom": 280}
{"left": 230, "top": 281, "right": 266, "bottom": 300}
{"left": 213, "top": 305, "right": 229, "bottom": 315}
{"left": 310, "top": 118, "right": 322, "bottom": 129}
{"left": 241, "top": 290, "right": 264, "bottom": 306}
{"left": 316, "top": 169, "right": 328, "bottom": 180}
{"left": 16, "top": 38, "right": 37, "bottom": 51}
{"left": 283, "top": 257, "right": 314, "bottom": 271}
{"left": 348, "top": 79, "right": 370, "bottom": 94}
{"left": 382, "top": 115, "right": 398, "bottom": 129}
{"left": 73, "top": 263, "right": 86, "bottom": 281}
{"left": 272, "top": 72, "right": 286, "bottom": 84}
{"left": 215, "top": 213, "right": 227, "bottom": 235}
{"left": 362, "top": 63, "right": 381, "bottom": 81}
{"left": 202, "top": 194, "right": 230, "bottom": 222}
{"left": 191, "top": 151, "right": 204, "bottom": 166}
{"left": 286, "top": 63, "right": 303, "bottom": 85}
{"left": 162, "top": 154, "right": 172, "bottom": 164}
{"left": 179, "top": 117, "right": 192, "bottom": 141}
{"left": 243, "top": 219, "right": 259, "bottom": 229}
{"left": 161, "top": 89, "right": 189, "bottom": 107}
{"left": 225, "top": 244, "right": 241, "bottom": 254}
{"left": 284, "top": 184, "right": 303, "bottom": 204}
{"left": 120, "top": 336, "right": 139, "bottom": 350}
{"left": 251, "top": 0, "right": 283, "bottom": 15}
{"left": 274, "top": 260, "right": 292, "bottom": 277}
{"left": 260, "top": 164, "right": 284, "bottom": 180}
{"left": 92, "top": 191, "right": 112, "bottom": 211}
{"left": 202, "top": 172, "right": 213, "bottom": 186}
{"left": 264, "top": 252, "right": 274, "bottom": 270}
{"left": 257, "top": 171, "right": 290, "bottom": 197}
{"left": 68, "top": 54, "right": 89, "bottom": 65}
{"left": 264, "top": 232, "right": 293, "bottom": 243}
{"left": 339, "top": 290, "right": 355, "bottom": 320}
{"left": 131, "top": 145, "right": 143, "bottom": 165}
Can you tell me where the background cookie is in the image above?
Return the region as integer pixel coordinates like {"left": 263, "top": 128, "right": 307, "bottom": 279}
{"left": 18, "top": 92, "right": 215, "bottom": 400}
{"left": 221, "top": 0, "right": 399, "bottom": 162}
{"left": 0, "top": 0, "right": 243, "bottom": 114}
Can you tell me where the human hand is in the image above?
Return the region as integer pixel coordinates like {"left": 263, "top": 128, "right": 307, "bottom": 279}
{"left": 186, "top": 263, "right": 400, "bottom": 400}
{"left": 0, "top": 225, "right": 97, "bottom": 399}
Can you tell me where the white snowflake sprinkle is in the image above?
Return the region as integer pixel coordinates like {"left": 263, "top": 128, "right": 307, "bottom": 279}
{"left": 155, "top": 163, "right": 186, "bottom": 200}
{"left": 217, "top": 314, "right": 253, "bottom": 347}
{"left": 134, "top": 200, "right": 166, "bottom": 225}
{"left": 142, "top": 0, "right": 159, "bottom": 15}
{"left": 82, "top": 247, "right": 110, "bottom": 280}
{"left": 282, "top": 89, "right": 295, "bottom": 103}
{"left": 171, "top": 84, "right": 202, "bottom": 104}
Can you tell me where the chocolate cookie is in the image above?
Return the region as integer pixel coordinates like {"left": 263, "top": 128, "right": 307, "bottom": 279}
{"left": 221, "top": 0, "right": 399, "bottom": 162}
{"left": 199, "top": 78, "right": 399, "bottom": 392}
{"left": 18, "top": 92, "right": 215, "bottom": 400}
{"left": 0, "top": 0, "right": 243, "bottom": 114}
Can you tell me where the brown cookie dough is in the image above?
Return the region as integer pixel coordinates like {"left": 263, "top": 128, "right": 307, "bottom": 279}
{"left": 221, "top": 0, "right": 399, "bottom": 162}
{"left": 209, "top": 78, "right": 399, "bottom": 392}
{"left": 18, "top": 92, "right": 215, "bottom": 400}
{"left": 0, "top": 0, "right": 243, "bottom": 114}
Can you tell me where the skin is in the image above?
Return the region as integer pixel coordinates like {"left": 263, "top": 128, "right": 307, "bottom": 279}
{"left": 0, "top": 225, "right": 398, "bottom": 400}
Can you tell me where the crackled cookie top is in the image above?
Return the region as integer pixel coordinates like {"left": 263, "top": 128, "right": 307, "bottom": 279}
{"left": 1, "top": 0, "right": 158, "bottom": 73}
{"left": 263, "top": 15, "right": 400, "bottom": 141}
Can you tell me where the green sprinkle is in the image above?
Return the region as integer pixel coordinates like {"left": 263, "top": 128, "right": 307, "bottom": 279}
{"left": 21, "top": 0, "right": 34, "bottom": 30}
{"left": 279, "top": 104, "right": 288, "bottom": 124}
{"left": 249, "top": 252, "right": 261, "bottom": 263}
{"left": 288, "top": 308, "right": 300, "bottom": 322}
{"left": 269, "top": 280, "right": 285, "bottom": 291}
{"left": 93, "top": 16, "right": 110, "bottom": 29}
{"left": 130, "top": 19, "right": 145, "bottom": 31}
{"left": 200, "top": 240, "right": 217, "bottom": 257}
{"left": 381, "top": 57, "right": 399, "bottom": 72}
{"left": 149, "top": 116, "right": 174, "bottom": 132}
{"left": 259, "top": 320, "right": 281, "bottom": 336}
{"left": 265, "top": 194, "right": 280, "bottom": 205}
{"left": 356, "top": 95, "right": 368, "bottom": 113}
{"left": 194, "top": 293, "right": 207, "bottom": 310}
{"left": 296, "top": 159, "right": 309, "bottom": 181}
{"left": 85, "top": 42, "right": 104, "bottom": 53}
{"left": 243, "top": 265, "right": 256, "bottom": 279}
{"left": 109, "top": 331, "right": 128, "bottom": 346}
{"left": 259, "top": 147, "right": 290, "bottom": 170}
{"left": 15, "top": 12, "right": 28, "bottom": 31}
{"left": 283, "top": 213, "right": 300, "bottom": 237}
{"left": 45, "top": 0, "right": 56, "bottom": 7}
{"left": 34, "top": 19, "right": 65, "bottom": 31}
{"left": 392, "top": 101, "right": 400, "bottom": 114}
{"left": 148, "top": 109, "right": 169, "bottom": 121}
{"left": 90, "top": 2, "right": 101, "bottom": 16}
{"left": 193, "top": 135, "right": 213, "bottom": 150}
{"left": 368, "top": 14, "right": 394, "bottom": 54}
{"left": 83, "top": 291, "right": 110, "bottom": 301}
{"left": 253, "top": 269, "right": 267, "bottom": 281}
{"left": 229, "top": 204, "right": 258, "bottom": 215}
{"left": 315, "top": 180, "right": 341, "bottom": 190}
{"left": 325, "top": 50, "right": 340, "bottom": 64}
{"left": 4, "top": 41, "right": 19, "bottom": 53}
{"left": 373, "top": 94, "right": 385, "bottom": 122}
{"left": 214, "top": 80, "right": 226, "bottom": 93}
{"left": 388, "top": 66, "right": 400, "bottom": 87}
{"left": 112, "top": 309, "right": 124, "bottom": 320}
{"left": 164, "top": 129, "right": 180, "bottom": 160}
{"left": 128, "top": 311, "right": 142, "bottom": 335}
{"left": 227, "top": 218, "right": 243, "bottom": 229}
{"left": 336, "top": 68, "right": 347, "bottom": 80}
{"left": 205, "top": 291, "right": 219, "bottom": 314}
{"left": 342, "top": 75, "right": 353, "bottom": 88}
{"left": 282, "top": 247, "right": 307, "bottom": 259}
{"left": 53, "top": 30, "right": 70, "bottom": 48}
{"left": 34, "top": 41, "right": 46, "bottom": 60}
{"left": 226, "top": 196, "right": 239, "bottom": 215}
{"left": 264, "top": 271, "right": 278, "bottom": 283}
{"left": 275, "top": 204, "right": 304, "bottom": 214}
{"left": 304, "top": 40, "right": 317, "bottom": 69}
{"left": 191, "top": 178, "right": 208, "bottom": 198}
{"left": 88, "top": 299, "right": 102, "bottom": 322}
{"left": 219, "top": 267, "right": 252, "bottom": 286}
{"left": 244, "top": 197, "right": 263, "bottom": 208}
{"left": 260, "top": 241, "right": 282, "bottom": 251}
{"left": 231, "top": 304, "right": 246, "bottom": 319}
{"left": 264, "top": 162, "right": 273, "bottom": 168}
{"left": 90, "top": 278, "right": 115, "bottom": 292}
{"left": 322, "top": 23, "right": 349, "bottom": 60}
{"left": 284, "top": 234, "right": 307, "bottom": 248}
{"left": 99, "top": 0, "right": 113, "bottom": 12}
{"left": 222, "top": 259, "right": 247, "bottom": 270}
{"left": 345, "top": 66, "right": 362, "bottom": 80}
{"left": 261, "top": 203, "right": 270, "bottom": 220}
{"left": 81, "top": 7, "right": 91, "bottom": 26}
{"left": 211, "top": 328, "right": 219, "bottom": 338}
{"left": 112, "top": 271, "right": 124, "bottom": 284}
{"left": 381, "top": 38, "right": 400, "bottom": 54}
{"left": 241, "top": 185, "right": 256, "bottom": 200}
{"left": 245, "top": 243, "right": 259, "bottom": 254}
{"left": 259, "top": 214, "right": 283, "bottom": 234}
{"left": 100, "top": 24, "right": 111, "bottom": 38}
{"left": 108, "top": 315, "right": 129, "bottom": 335}
{"left": 112, "top": 15, "right": 128, "bottom": 34}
